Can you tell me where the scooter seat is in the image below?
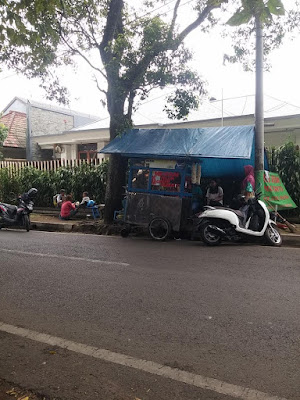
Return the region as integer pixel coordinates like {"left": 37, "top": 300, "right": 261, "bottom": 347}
{"left": 221, "top": 207, "right": 244, "bottom": 219}
{"left": 1, "top": 204, "right": 18, "bottom": 214}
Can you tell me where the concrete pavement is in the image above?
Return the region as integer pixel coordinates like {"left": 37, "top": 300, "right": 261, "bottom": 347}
{"left": 0, "top": 230, "right": 300, "bottom": 399}
{"left": 29, "top": 212, "right": 300, "bottom": 247}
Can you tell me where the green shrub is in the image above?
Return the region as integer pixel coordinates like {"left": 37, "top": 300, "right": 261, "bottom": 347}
{"left": 267, "top": 142, "right": 300, "bottom": 214}
{"left": 0, "top": 161, "right": 108, "bottom": 207}
{"left": 0, "top": 168, "right": 20, "bottom": 201}
{"left": 268, "top": 143, "right": 300, "bottom": 204}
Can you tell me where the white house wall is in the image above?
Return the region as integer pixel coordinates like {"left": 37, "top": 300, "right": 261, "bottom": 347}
{"left": 3, "top": 99, "right": 27, "bottom": 115}
{"left": 33, "top": 114, "right": 300, "bottom": 161}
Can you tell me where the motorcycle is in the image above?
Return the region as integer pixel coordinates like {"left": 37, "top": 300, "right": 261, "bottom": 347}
{"left": 197, "top": 192, "right": 282, "bottom": 247}
{"left": 0, "top": 188, "right": 38, "bottom": 232}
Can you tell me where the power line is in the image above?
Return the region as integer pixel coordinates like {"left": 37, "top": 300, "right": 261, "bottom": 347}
{"left": 265, "top": 94, "right": 300, "bottom": 111}
{"left": 128, "top": 0, "right": 195, "bottom": 26}
{"left": 128, "top": 0, "right": 178, "bottom": 23}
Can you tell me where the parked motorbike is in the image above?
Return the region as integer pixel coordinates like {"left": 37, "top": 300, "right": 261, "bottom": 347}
{"left": 0, "top": 188, "right": 38, "bottom": 232}
{"left": 197, "top": 193, "right": 282, "bottom": 246}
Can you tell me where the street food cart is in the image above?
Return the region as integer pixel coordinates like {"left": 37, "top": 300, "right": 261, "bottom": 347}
{"left": 101, "top": 126, "right": 258, "bottom": 239}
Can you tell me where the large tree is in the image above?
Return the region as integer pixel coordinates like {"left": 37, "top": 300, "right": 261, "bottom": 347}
{"left": 0, "top": 0, "right": 298, "bottom": 221}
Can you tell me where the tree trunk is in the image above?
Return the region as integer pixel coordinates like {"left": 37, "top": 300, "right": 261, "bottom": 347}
{"left": 104, "top": 96, "right": 130, "bottom": 223}
{"left": 104, "top": 153, "right": 127, "bottom": 223}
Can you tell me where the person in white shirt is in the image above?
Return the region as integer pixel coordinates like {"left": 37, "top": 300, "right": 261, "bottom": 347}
{"left": 80, "top": 191, "right": 91, "bottom": 207}
{"left": 206, "top": 179, "right": 224, "bottom": 206}
{"left": 56, "top": 189, "right": 66, "bottom": 208}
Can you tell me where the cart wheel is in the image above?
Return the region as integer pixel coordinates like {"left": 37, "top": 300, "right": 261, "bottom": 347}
{"left": 149, "top": 217, "right": 171, "bottom": 241}
{"left": 121, "top": 227, "right": 131, "bottom": 238}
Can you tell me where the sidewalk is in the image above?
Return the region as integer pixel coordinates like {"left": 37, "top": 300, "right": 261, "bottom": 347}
{"left": 30, "top": 213, "right": 122, "bottom": 236}
{"left": 28, "top": 212, "right": 300, "bottom": 247}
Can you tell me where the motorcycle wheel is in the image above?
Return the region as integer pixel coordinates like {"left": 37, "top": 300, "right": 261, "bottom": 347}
{"left": 264, "top": 225, "right": 282, "bottom": 247}
{"left": 149, "top": 217, "right": 171, "bottom": 241}
{"left": 199, "top": 221, "right": 222, "bottom": 246}
{"left": 23, "top": 215, "right": 30, "bottom": 232}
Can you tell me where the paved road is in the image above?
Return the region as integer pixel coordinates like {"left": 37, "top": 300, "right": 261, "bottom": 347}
{"left": 0, "top": 230, "right": 299, "bottom": 400}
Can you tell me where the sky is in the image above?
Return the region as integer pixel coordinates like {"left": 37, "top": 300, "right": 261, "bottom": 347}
{"left": 0, "top": 1, "right": 300, "bottom": 124}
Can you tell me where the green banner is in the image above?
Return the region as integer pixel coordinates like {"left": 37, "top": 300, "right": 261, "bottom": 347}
{"left": 257, "top": 171, "right": 297, "bottom": 211}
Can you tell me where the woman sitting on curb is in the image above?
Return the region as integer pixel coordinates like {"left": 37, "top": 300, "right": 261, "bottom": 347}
{"left": 59, "top": 194, "right": 78, "bottom": 220}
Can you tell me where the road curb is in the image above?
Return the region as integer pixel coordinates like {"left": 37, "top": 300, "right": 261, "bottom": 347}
{"left": 31, "top": 221, "right": 77, "bottom": 232}
{"left": 281, "top": 233, "right": 300, "bottom": 248}
{"left": 30, "top": 221, "right": 300, "bottom": 247}
{"left": 30, "top": 220, "right": 103, "bottom": 235}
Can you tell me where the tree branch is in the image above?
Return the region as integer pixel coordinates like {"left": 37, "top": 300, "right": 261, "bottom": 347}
{"left": 85, "top": 4, "right": 100, "bottom": 46}
{"left": 99, "top": 0, "right": 124, "bottom": 65}
{"left": 169, "top": 0, "right": 181, "bottom": 39}
{"left": 60, "top": 34, "right": 105, "bottom": 76}
{"left": 93, "top": 74, "right": 107, "bottom": 95}
{"left": 123, "top": 2, "right": 222, "bottom": 93}
{"left": 177, "top": 3, "right": 219, "bottom": 43}
{"left": 126, "top": 90, "right": 135, "bottom": 120}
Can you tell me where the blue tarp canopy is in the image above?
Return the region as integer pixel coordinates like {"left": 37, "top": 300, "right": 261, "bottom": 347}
{"left": 101, "top": 126, "right": 254, "bottom": 159}
{"left": 100, "top": 126, "right": 265, "bottom": 177}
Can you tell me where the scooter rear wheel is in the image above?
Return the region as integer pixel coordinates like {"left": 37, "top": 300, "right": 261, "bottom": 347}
{"left": 264, "top": 225, "right": 282, "bottom": 247}
{"left": 23, "top": 215, "right": 30, "bottom": 232}
{"left": 200, "top": 221, "right": 222, "bottom": 246}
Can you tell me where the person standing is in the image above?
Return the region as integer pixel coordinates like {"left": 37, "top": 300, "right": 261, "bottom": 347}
{"left": 241, "top": 165, "right": 255, "bottom": 199}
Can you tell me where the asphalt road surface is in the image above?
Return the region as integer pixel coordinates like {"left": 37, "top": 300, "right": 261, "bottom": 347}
{"left": 0, "top": 229, "right": 299, "bottom": 400}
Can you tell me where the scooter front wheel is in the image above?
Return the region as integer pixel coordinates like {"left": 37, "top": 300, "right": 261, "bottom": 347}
{"left": 23, "top": 215, "right": 30, "bottom": 232}
{"left": 199, "top": 221, "right": 222, "bottom": 246}
{"left": 264, "top": 225, "right": 282, "bottom": 247}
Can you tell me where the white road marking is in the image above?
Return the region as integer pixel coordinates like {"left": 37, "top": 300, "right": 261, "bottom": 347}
{"left": 0, "top": 248, "right": 129, "bottom": 267}
{"left": 0, "top": 322, "right": 288, "bottom": 400}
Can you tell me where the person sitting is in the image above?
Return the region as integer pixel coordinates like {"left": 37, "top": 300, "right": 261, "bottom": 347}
{"left": 54, "top": 189, "right": 66, "bottom": 208}
{"left": 206, "top": 179, "right": 224, "bottom": 206}
{"left": 79, "top": 191, "right": 90, "bottom": 208}
{"left": 59, "top": 194, "right": 78, "bottom": 220}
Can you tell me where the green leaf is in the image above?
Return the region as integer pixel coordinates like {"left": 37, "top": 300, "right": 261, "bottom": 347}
{"left": 267, "top": 0, "right": 285, "bottom": 16}
{"left": 227, "top": 8, "right": 252, "bottom": 26}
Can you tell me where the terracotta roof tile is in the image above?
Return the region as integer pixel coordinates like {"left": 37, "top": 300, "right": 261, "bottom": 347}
{"left": 1, "top": 111, "right": 27, "bottom": 148}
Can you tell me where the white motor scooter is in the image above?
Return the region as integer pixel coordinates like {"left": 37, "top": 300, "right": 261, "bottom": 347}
{"left": 197, "top": 193, "right": 282, "bottom": 246}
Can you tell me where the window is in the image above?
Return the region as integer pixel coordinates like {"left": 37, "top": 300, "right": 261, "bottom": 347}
{"left": 78, "top": 143, "right": 97, "bottom": 160}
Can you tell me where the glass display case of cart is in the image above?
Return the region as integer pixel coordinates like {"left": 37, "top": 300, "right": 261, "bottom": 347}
{"left": 128, "top": 159, "right": 194, "bottom": 198}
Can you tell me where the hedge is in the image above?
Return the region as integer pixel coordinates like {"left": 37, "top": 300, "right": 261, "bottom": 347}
{"left": 267, "top": 142, "right": 300, "bottom": 211}
{"left": 0, "top": 161, "right": 108, "bottom": 207}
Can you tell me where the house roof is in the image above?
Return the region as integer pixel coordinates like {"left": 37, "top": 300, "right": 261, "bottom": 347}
{"left": 1, "top": 111, "right": 27, "bottom": 148}
{"left": 2, "top": 97, "right": 100, "bottom": 126}
{"left": 64, "top": 94, "right": 300, "bottom": 134}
